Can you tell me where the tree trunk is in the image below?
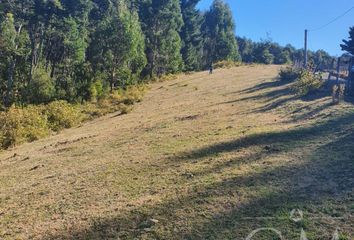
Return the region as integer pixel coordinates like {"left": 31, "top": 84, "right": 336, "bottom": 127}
{"left": 149, "top": 50, "right": 155, "bottom": 79}
{"left": 30, "top": 44, "right": 38, "bottom": 80}
{"left": 5, "top": 59, "right": 16, "bottom": 107}
{"left": 50, "top": 62, "right": 56, "bottom": 78}
{"left": 110, "top": 68, "right": 115, "bottom": 92}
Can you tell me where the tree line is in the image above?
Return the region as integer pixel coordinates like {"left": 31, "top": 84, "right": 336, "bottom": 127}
{"left": 0, "top": 0, "right": 242, "bottom": 107}
{"left": 0, "top": 0, "right": 336, "bottom": 107}
{"left": 237, "top": 37, "right": 336, "bottom": 70}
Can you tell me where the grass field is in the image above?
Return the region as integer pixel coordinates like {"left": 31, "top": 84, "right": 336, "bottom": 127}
{"left": 0, "top": 65, "right": 353, "bottom": 239}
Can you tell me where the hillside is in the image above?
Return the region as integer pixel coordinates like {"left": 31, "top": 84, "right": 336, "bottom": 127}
{"left": 0, "top": 65, "right": 353, "bottom": 239}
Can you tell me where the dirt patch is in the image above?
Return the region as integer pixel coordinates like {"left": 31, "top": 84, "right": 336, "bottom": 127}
{"left": 175, "top": 114, "right": 200, "bottom": 121}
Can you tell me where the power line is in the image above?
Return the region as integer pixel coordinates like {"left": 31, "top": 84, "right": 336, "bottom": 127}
{"left": 309, "top": 5, "right": 354, "bottom": 32}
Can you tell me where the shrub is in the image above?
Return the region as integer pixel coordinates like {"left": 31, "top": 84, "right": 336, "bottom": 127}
{"left": 0, "top": 106, "right": 50, "bottom": 148}
{"left": 123, "top": 85, "right": 146, "bottom": 104}
{"left": 89, "top": 80, "right": 105, "bottom": 102}
{"left": 292, "top": 70, "right": 323, "bottom": 96}
{"left": 213, "top": 60, "right": 242, "bottom": 69}
{"left": 80, "top": 85, "right": 146, "bottom": 120}
{"left": 79, "top": 103, "right": 104, "bottom": 120}
{"left": 25, "top": 67, "right": 55, "bottom": 104}
{"left": 109, "top": 89, "right": 125, "bottom": 104}
{"left": 0, "top": 84, "right": 146, "bottom": 150}
{"left": 279, "top": 66, "right": 300, "bottom": 81}
{"left": 97, "top": 98, "right": 120, "bottom": 114}
{"left": 44, "top": 101, "right": 83, "bottom": 131}
{"left": 109, "top": 85, "right": 146, "bottom": 105}
{"left": 119, "top": 103, "right": 132, "bottom": 115}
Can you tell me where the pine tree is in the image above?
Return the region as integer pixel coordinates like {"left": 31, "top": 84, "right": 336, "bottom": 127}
{"left": 203, "top": 0, "right": 240, "bottom": 65}
{"left": 180, "top": 0, "right": 204, "bottom": 71}
{"left": 90, "top": 0, "right": 146, "bottom": 90}
{"left": 0, "top": 0, "right": 337, "bottom": 106}
{"left": 139, "top": 0, "right": 184, "bottom": 77}
{"left": 341, "top": 27, "right": 354, "bottom": 55}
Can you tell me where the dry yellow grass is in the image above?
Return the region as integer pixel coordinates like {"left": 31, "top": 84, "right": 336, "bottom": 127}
{"left": 0, "top": 65, "right": 353, "bottom": 239}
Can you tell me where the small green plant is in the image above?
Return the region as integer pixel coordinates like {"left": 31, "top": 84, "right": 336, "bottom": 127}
{"left": 89, "top": 80, "right": 106, "bottom": 102}
{"left": 279, "top": 66, "right": 300, "bottom": 81}
{"left": 292, "top": 70, "right": 323, "bottom": 96}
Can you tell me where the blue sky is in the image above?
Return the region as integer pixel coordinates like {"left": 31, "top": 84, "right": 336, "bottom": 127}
{"left": 197, "top": 0, "right": 354, "bottom": 56}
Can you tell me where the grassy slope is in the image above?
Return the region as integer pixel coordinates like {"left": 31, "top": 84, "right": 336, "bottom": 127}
{"left": 0, "top": 65, "right": 353, "bottom": 239}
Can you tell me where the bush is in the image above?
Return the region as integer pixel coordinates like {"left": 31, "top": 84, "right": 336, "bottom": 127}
{"left": 89, "top": 80, "right": 106, "bottom": 102}
{"left": 25, "top": 67, "right": 55, "bottom": 104}
{"left": 279, "top": 66, "right": 300, "bottom": 81}
{"left": 44, "top": 101, "right": 83, "bottom": 131}
{"left": 109, "top": 85, "right": 146, "bottom": 105}
{"left": 292, "top": 70, "right": 323, "bottom": 96}
{"left": 0, "top": 106, "right": 50, "bottom": 148}
{"left": 123, "top": 85, "right": 146, "bottom": 104}
{"left": 80, "top": 84, "right": 146, "bottom": 120}
{"left": 0, "top": 84, "right": 146, "bottom": 150}
{"left": 119, "top": 103, "right": 132, "bottom": 115}
{"left": 213, "top": 60, "right": 242, "bottom": 69}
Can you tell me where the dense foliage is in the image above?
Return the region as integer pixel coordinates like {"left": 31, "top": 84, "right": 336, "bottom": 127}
{"left": 279, "top": 66, "right": 300, "bottom": 82}
{"left": 237, "top": 37, "right": 335, "bottom": 69}
{"left": 0, "top": 84, "right": 146, "bottom": 149}
{"left": 279, "top": 66, "right": 323, "bottom": 96}
{"left": 180, "top": 0, "right": 204, "bottom": 71}
{"left": 0, "top": 0, "right": 241, "bottom": 107}
{"left": 292, "top": 70, "right": 323, "bottom": 96}
{"left": 341, "top": 26, "right": 354, "bottom": 56}
{"left": 203, "top": 0, "right": 241, "bottom": 64}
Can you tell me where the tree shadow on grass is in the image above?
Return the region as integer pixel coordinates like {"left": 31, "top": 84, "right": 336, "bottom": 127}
{"left": 249, "top": 87, "right": 334, "bottom": 115}
{"left": 232, "top": 78, "right": 291, "bottom": 95}
{"left": 220, "top": 84, "right": 294, "bottom": 106}
{"left": 43, "top": 113, "right": 354, "bottom": 240}
{"left": 284, "top": 101, "right": 334, "bottom": 123}
{"left": 223, "top": 77, "right": 338, "bottom": 116}
{"left": 184, "top": 130, "right": 354, "bottom": 239}
{"left": 174, "top": 111, "right": 354, "bottom": 163}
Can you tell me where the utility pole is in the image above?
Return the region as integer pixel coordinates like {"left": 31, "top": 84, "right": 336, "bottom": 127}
{"left": 304, "top": 29, "right": 308, "bottom": 68}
